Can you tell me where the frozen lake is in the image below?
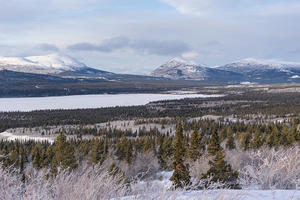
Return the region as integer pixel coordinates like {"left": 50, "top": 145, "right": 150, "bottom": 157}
{"left": 0, "top": 93, "right": 223, "bottom": 112}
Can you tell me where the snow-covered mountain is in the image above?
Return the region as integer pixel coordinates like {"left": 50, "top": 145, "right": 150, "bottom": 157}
{"left": 150, "top": 58, "right": 243, "bottom": 83}
{"left": 150, "top": 58, "right": 208, "bottom": 80}
{"left": 217, "top": 58, "right": 300, "bottom": 83}
{"left": 217, "top": 58, "right": 300, "bottom": 73}
{"left": 150, "top": 57, "right": 300, "bottom": 84}
{"left": 0, "top": 54, "right": 110, "bottom": 75}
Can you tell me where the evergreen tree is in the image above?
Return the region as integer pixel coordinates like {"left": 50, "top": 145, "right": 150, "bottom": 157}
{"left": 125, "top": 140, "right": 133, "bottom": 164}
{"left": 157, "top": 135, "right": 173, "bottom": 169}
{"left": 116, "top": 136, "right": 128, "bottom": 161}
{"left": 170, "top": 121, "right": 191, "bottom": 189}
{"left": 103, "top": 136, "right": 109, "bottom": 157}
{"left": 225, "top": 128, "right": 235, "bottom": 150}
{"left": 249, "top": 128, "right": 262, "bottom": 149}
{"left": 52, "top": 132, "right": 77, "bottom": 173}
{"left": 32, "top": 142, "right": 43, "bottom": 169}
{"left": 266, "top": 125, "right": 280, "bottom": 147}
{"left": 280, "top": 124, "right": 289, "bottom": 146}
{"left": 188, "top": 124, "right": 202, "bottom": 161}
{"left": 287, "top": 122, "right": 298, "bottom": 144}
{"left": 240, "top": 132, "right": 251, "bottom": 150}
{"left": 88, "top": 138, "right": 104, "bottom": 166}
{"left": 207, "top": 127, "right": 221, "bottom": 156}
{"left": 42, "top": 145, "right": 54, "bottom": 168}
{"left": 142, "top": 137, "right": 152, "bottom": 153}
{"left": 201, "top": 150, "right": 240, "bottom": 189}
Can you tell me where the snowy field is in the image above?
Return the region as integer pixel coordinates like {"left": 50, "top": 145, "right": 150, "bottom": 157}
{"left": 0, "top": 93, "right": 223, "bottom": 112}
{"left": 120, "top": 171, "right": 300, "bottom": 200}
{"left": 120, "top": 190, "right": 300, "bottom": 200}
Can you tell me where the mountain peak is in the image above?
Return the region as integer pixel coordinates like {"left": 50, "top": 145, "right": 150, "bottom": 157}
{"left": 167, "top": 57, "right": 196, "bottom": 65}
{"left": 150, "top": 58, "right": 209, "bottom": 80}
{"left": 0, "top": 54, "right": 92, "bottom": 75}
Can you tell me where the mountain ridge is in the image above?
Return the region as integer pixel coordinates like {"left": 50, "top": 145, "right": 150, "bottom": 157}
{"left": 150, "top": 57, "right": 300, "bottom": 84}
{"left": 0, "top": 53, "right": 111, "bottom": 75}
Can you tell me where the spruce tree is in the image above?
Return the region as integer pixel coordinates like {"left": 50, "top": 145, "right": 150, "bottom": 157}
{"left": 240, "top": 132, "right": 251, "bottom": 150}
{"left": 88, "top": 138, "right": 104, "bottom": 166}
{"left": 42, "top": 146, "right": 54, "bottom": 168}
{"left": 116, "top": 136, "right": 128, "bottom": 161}
{"left": 266, "top": 125, "right": 280, "bottom": 147}
{"left": 249, "top": 128, "right": 262, "bottom": 149}
{"left": 280, "top": 124, "right": 289, "bottom": 146}
{"left": 170, "top": 121, "right": 191, "bottom": 189}
{"left": 142, "top": 137, "right": 152, "bottom": 153}
{"left": 207, "top": 127, "right": 221, "bottom": 156}
{"left": 201, "top": 150, "right": 240, "bottom": 189}
{"left": 52, "top": 132, "right": 77, "bottom": 173}
{"left": 32, "top": 142, "right": 42, "bottom": 169}
{"left": 225, "top": 127, "right": 235, "bottom": 150}
{"left": 287, "top": 123, "right": 298, "bottom": 144}
{"left": 125, "top": 141, "right": 133, "bottom": 164}
{"left": 188, "top": 124, "right": 201, "bottom": 161}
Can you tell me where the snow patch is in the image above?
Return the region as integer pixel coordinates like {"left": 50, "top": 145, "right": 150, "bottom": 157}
{"left": 0, "top": 53, "right": 89, "bottom": 74}
{"left": 0, "top": 131, "right": 54, "bottom": 143}
{"left": 290, "top": 75, "right": 300, "bottom": 79}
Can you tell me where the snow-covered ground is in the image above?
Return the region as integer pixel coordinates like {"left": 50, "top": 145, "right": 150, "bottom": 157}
{"left": 0, "top": 93, "right": 224, "bottom": 112}
{"left": 120, "top": 171, "right": 300, "bottom": 200}
{"left": 121, "top": 190, "right": 300, "bottom": 200}
{"left": 0, "top": 131, "right": 55, "bottom": 143}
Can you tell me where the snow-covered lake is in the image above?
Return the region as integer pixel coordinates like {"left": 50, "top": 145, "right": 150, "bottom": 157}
{"left": 0, "top": 93, "right": 223, "bottom": 112}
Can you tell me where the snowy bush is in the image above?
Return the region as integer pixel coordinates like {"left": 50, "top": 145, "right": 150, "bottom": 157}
{"left": 120, "top": 151, "right": 160, "bottom": 178}
{"left": 190, "top": 154, "right": 212, "bottom": 181}
{"left": 0, "top": 164, "right": 129, "bottom": 200}
{"left": 227, "top": 146, "right": 300, "bottom": 189}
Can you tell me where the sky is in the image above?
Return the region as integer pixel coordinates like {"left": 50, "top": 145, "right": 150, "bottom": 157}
{"left": 1, "top": 0, "right": 300, "bottom": 74}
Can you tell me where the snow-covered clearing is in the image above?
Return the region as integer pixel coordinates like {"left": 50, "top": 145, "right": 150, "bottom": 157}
{"left": 0, "top": 131, "right": 54, "bottom": 143}
{"left": 0, "top": 93, "right": 224, "bottom": 112}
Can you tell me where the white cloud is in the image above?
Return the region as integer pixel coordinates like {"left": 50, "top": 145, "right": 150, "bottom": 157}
{"left": 182, "top": 51, "right": 199, "bottom": 59}
{"left": 162, "top": 0, "right": 300, "bottom": 16}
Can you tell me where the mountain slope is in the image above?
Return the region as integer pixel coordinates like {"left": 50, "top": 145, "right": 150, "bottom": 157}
{"left": 217, "top": 58, "right": 300, "bottom": 83}
{"left": 150, "top": 58, "right": 243, "bottom": 83}
{"left": 0, "top": 54, "right": 111, "bottom": 75}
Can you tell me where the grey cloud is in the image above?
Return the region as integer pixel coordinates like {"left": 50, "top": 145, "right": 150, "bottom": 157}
{"left": 37, "top": 43, "right": 59, "bottom": 52}
{"left": 68, "top": 37, "right": 190, "bottom": 56}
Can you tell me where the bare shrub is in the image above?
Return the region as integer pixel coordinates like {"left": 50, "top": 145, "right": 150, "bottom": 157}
{"left": 0, "top": 164, "right": 129, "bottom": 200}
{"left": 226, "top": 146, "right": 300, "bottom": 189}
{"left": 121, "top": 151, "right": 160, "bottom": 178}
{"left": 190, "top": 154, "right": 212, "bottom": 181}
{"left": 0, "top": 166, "right": 22, "bottom": 200}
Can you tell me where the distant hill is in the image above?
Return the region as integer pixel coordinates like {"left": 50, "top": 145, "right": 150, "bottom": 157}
{"left": 150, "top": 57, "right": 300, "bottom": 84}
{"left": 216, "top": 58, "right": 300, "bottom": 84}
{"left": 0, "top": 53, "right": 111, "bottom": 76}
{"left": 149, "top": 58, "right": 243, "bottom": 83}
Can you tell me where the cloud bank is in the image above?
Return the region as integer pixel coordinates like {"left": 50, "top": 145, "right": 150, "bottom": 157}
{"left": 68, "top": 37, "right": 191, "bottom": 56}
